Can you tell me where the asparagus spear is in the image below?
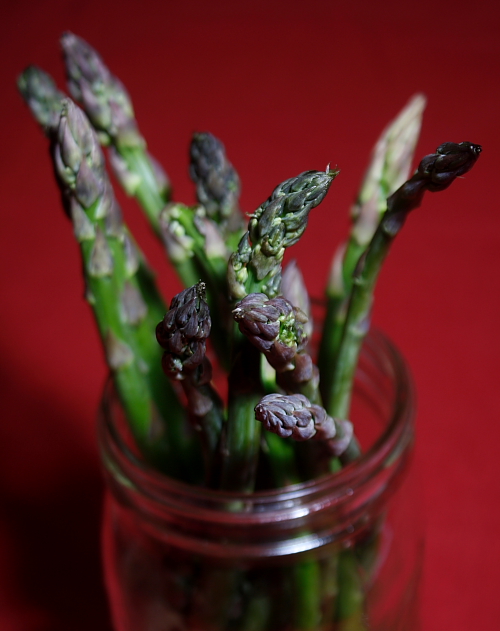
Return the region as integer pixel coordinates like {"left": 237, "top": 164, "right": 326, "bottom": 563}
{"left": 156, "top": 282, "right": 224, "bottom": 479}
{"left": 17, "top": 64, "right": 175, "bottom": 354}
{"left": 351, "top": 95, "right": 426, "bottom": 244}
{"left": 48, "top": 98, "right": 195, "bottom": 476}
{"left": 61, "top": 34, "right": 238, "bottom": 363}
{"left": 60, "top": 32, "right": 170, "bottom": 234}
{"left": 189, "top": 131, "right": 244, "bottom": 241}
{"left": 227, "top": 168, "right": 338, "bottom": 301}
{"left": 218, "top": 342, "right": 264, "bottom": 491}
{"left": 319, "top": 95, "right": 426, "bottom": 407}
{"left": 329, "top": 141, "right": 482, "bottom": 422}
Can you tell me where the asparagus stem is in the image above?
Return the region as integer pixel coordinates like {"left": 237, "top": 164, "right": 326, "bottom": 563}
{"left": 319, "top": 95, "right": 426, "bottom": 408}
{"left": 17, "top": 68, "right": 172, "bottom": 371}
{"left": 186, "top": 566, "right": 241, "bottom": 630}
{"left": 292, "top": 560, "right": 322, "bottom": 630}
{"left": 328, "top": 141, "right": 482, "bottom": 422}
{"left": 18, "top": 69, "right": 171, "bottom": 345}
{"left": 117, "top": 146, "right": 169, "bottom": 234}
{"left": 323, "top": 102, "right": 428, "bottom": 629}
{"left": 335, "top": 551, "right": 369, "bottom": 630}
{"left": 17, "top": 70, "right": 159, "bottom": 441}
{"left": 219, "top": 343, "right": 263, "bottom": 492}
{"left": 239, "top": 581, "right": 273, "bottom": 631}
{"left": 261, "top": 432, "right": 300, "bottom": 487}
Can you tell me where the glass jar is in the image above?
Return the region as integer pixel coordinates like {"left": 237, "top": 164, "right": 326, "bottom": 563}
{"left": 98, "top": 330, "right": 423, "bottom": 631}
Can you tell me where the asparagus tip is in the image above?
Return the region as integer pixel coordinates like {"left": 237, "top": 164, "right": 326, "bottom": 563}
{"left": 17, "top": 65, "right": 65, "bottom": 134}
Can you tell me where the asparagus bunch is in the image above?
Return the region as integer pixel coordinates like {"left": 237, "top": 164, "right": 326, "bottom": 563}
{"left": 18, "top": 32, "right": 482, "bottom": 487}
{"left": 19, "top": 31, "right": 482, "bottom": 631}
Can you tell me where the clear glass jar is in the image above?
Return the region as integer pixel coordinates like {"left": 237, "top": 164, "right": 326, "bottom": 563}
{"left": 98, "top": 330, "right": 423, "bottom": 631}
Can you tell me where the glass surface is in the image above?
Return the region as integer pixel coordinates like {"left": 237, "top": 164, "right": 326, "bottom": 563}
{"left": 98, "top": 330, "right": 424, "bottom": 631}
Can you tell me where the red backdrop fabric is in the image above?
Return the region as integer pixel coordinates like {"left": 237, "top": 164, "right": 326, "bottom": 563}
{"left": 1, "top": 1, "right": 499, "bottom": 629}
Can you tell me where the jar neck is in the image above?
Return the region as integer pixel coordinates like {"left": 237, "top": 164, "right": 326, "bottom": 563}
{"left": 98, "top": 329, "right": 415, "bottom": 558}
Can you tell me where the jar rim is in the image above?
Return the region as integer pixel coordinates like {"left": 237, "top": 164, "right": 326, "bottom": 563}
{"left": 98, "top": 328, "right": 415, "bottom": 516}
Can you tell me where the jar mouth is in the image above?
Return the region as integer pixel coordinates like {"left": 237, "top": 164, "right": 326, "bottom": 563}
{"left": 99, "top": 328, "right": 415, "bottom": 518}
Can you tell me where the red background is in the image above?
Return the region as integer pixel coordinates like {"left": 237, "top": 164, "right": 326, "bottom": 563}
{"left": 1, "top": 1, "right": 499, "bottom": 629}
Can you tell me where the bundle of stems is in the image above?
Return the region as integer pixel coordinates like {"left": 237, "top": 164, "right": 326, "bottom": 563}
{"left": 18, "top": 33, "right": 481, "bottom": 631}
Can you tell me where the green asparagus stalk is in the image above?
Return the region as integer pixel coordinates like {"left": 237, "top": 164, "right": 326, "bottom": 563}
{"left": 335, "top": 551, "right": 369, "bottom": 631}
{"left": 156, "top": 282, "right": 224, "bottom": 480}
{"left": 329, "top": 141, "right": 482, "bottom": 422}
{"left": 227, "top": 168, "right": 338, "bottom": 301}
{"left": 60, "top": 32, "right": 170, "bottom": 234}
{"left": 218, "top": 341, "right": 263, "bottom": 491}
{"left": 319, "top": 95, "right": 426, "bottom": 408}
{"left": 49, "top": 98, "right": 197, "bottom": 477}
{"left": 189, "top": 131, "right": 244, "bottom": 243}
